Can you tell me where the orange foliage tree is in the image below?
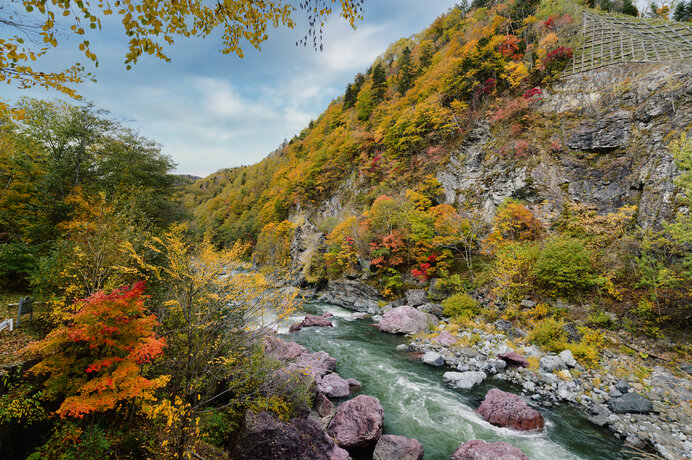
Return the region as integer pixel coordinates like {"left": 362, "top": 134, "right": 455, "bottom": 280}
{"left": 22, "top": 282, "right": 167, "bottom": 418}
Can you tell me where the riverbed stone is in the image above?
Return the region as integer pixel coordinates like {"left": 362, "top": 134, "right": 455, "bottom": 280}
{"left": 315, "top": 392, "right": 335, "bottom": 418}
{"left": 264, "top": 335, "right": 307, "bottom": 361}
{"left": 405, "top": 289, "right": 427, "bottom": 306}
{"left": 377, "top": 305, "right": 438, "bottom": 334}
{"left": 499, "top": 351, "right": 529, "bottom": 368}
{"left": 328, "top": 395, "right": 384, "bottom": 450}
{"left": 608, "top": 393, "right": 653, "bottom": 414}
{"left": 373, "top": 434, "right": 424, "bottom": 460}
{"left": 417, "top": 303, "right": 444, "bottom": 317}
{"left": 451, "top": 440, "right": 529, "bottom": 460}
{"left": 559, "top": 350, "right": 577, "bottom": 368}
{"left": 443, "top": 371, "right": 487, "bottom": 390}
{"left": 316, "top": 372, "right": 350, "bottom": 398}
{"left": 318, "top": 280, "right": 381, "bottom": 313}
{"left": 476, "top": 388, "right": 545, "bottom": 431}
{"left": 540, "top": 355, "right": 567, "bottom": 373}
{"left": 422, "top": 351, "right": 445, "bottom": 366}
{"left": 290, "top": 350, "right": 337, "bottom": 378}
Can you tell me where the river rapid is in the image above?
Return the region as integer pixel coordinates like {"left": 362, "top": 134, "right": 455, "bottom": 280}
{"left": 279, "top": 301, "right": 626, "bottom": 460}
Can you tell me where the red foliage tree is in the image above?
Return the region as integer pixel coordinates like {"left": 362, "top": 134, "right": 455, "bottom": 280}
{"left": 23, "top": 282, "right": 166, "bottom": 418}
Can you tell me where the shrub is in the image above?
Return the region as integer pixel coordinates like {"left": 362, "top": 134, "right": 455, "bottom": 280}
{"left": 565, "top": 326, "right": 605, "bottom": 368}
{"left": 587, "top": 310, "right": 616, "bottom": 329}
{"left": 442, "top": 292, "right": 479, "bottom": 319}
{"left": 533, "top": 236, "right": 594, "bottom": 295}
{"left": 527, "top": 318, "right": 566, "bottom": 352}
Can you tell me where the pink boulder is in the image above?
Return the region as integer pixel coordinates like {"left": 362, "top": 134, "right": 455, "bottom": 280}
{"left": 328, "top": 395, "right": 384, "bottom": 450}
{"left": 289, "top": 314, "right": 334, "bottom": 333}
{"left": 377, "top": 305, "right": 438, "bottom": 335}
{"left": 290, "top": 350, "right": 337, "bottom": 378}
{"left": 373, "top": 434, "right": 424, "bottom": 460}
{"left": 451, "top": 440, "right": 529, "bottom": 460}
{"left": 316, "top": 372, "right": 351, "bottom": 398}
{"left": 431, "top": 330, "right": 458, "bottom": 346}
{"left": 498, "top": 352, "right": 529, "bottom": 368}
{"left": 476, "top": 388, "right": 544, "bottom": 431}
{"left": 264, "top": 335, "right": 307, "bottom": 361}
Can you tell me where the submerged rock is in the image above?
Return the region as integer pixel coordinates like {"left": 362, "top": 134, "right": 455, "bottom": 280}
{"left": 451, "top": 440, "right": 529, "bottom": 460}
{"left": 289, "top": 314, "right": 334, "bottom": 333}
{"left": 328, "top": 395, "right": 384, "bottom": 450}
{"left": 608, "top": 393, "right": 653, "bottom": 414}
{"left": 377, "top": 305, "right": 438, "bottom": 334}
{"left": 476, "top": 388, "right": 544, "bottom": 431}
{"left": 235, "top": 411, "right": 348, "bottom": 460}
{"left": 443, "top": 371, "right": 487, "bottom": 390}
{"left": 373, "top": 434, "right": 424, "bottom": 460}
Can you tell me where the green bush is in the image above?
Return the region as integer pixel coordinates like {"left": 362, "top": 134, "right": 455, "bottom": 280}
{"left": 527, "top": 318, "right": 566, "bottom": 352}
{"left": 533, "top": 236, "right": 594, "bottom": 295}
{"left": 442, "top": 292, "right": 479, "bottom": 319}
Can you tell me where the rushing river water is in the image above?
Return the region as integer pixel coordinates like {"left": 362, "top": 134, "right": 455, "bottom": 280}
{"left": 279, "top": 301, "right": 626, "bottom": 460}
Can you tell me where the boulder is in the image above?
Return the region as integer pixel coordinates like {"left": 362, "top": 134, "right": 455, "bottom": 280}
{"left": 315, "top": 392, "right": 335, "bottom": 418}
{"left": 615, "top": 380, "right": 630, "bottom": 394}
{"left": 494, "top": 319, "right": 513, "bottom": 334}
{"left": 328, "top": 395, "right": 384, "bottom": 450}
{"left": 498, "top": 352, "right": 529, "bottom": 368}
{"left": 289, "top": 314, "right": 334, "bottom": 333}
{"left": 316, "top": 372, "right": 350, "bottom": 398}
{"left": 235, "top": 411, "right": 348, "bottom": 460}
{"left": 377, "top": 305, "right": 438, "bottom": 335}
{"left": 318, "top": 280, "right": 381, "bottom": 313}
{"left": 422, "top": 351, "right": 445, "bottom": 366}
{"left": 608, "top": 393, "right": 653, "bottom": 414}
{"left": 405, "top": 289, "right": 427, "bottom": 306}
{"left": 417, "top": 303, "right": 444, "bottom": 316}
{"left": 431, "top": 330, "right": 458, "bottom": 346}
{"left": 264, "top": 335, "right": 307, "bottom": 361}
{"left": 373, "top": 434, "right": 424, "bottom": 460}
{"left": 290, "top": 350, "right": 337, "bottom": 378}
{"left": 451, "top": 440, "right": 529, "bottom": 460}
{"left": 539, "top": 355, "right": 567, "bottom": 373}
{"left": 443, "top": 371, "right": 487, "bottom": 390}
{"left": 476, "top": 388, "right": 545, "bottom": 431}
{"left": 558, "top": 350, "right": 577, "bottom": 368}
{"left": 346, "top": 378, "right": 362, "bottom": 391}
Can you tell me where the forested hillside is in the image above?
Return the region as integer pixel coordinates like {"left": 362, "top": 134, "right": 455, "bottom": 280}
{"left": 186, "top": 0, "right": 691, "bottom": 338}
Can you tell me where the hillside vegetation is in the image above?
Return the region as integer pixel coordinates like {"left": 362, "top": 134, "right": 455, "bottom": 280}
{"left": 186, "top": 0, "right": 691, "bottom": 342}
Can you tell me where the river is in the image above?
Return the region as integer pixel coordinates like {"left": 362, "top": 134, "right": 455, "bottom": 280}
{"left": 279, "top": 301, "right": 626, "bottom": 460}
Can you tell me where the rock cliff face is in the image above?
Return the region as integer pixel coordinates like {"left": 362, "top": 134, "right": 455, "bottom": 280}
{"left": 437, "top": 65, "right": 691, "bottom": 229}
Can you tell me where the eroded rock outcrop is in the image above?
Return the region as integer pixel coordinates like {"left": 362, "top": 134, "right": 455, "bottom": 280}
{"left": 318, "top": 280, "right": 381, "bottom": 313}
{"left": 476, "top": 388, "right": 544, "bottom": 431}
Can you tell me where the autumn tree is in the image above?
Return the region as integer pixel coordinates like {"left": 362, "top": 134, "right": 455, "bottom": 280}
{"left": 22, "top": 282, "right": 167, "bottom": 418}
{"left": 0, "top": 0, "right": 364, "bottom": 106}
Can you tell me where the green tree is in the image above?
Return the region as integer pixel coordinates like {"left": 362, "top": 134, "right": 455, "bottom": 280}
{"left": 397, "top": 46, "right": 415, "bottom": 95}
{"left": 622, "top": 0, "right": 639, "bottom": 16}
{"left": 673, "top": 1, "right": 692, "bottom": 21}
{"left": 371, "top": 63, "right": 388, "bottom": 102}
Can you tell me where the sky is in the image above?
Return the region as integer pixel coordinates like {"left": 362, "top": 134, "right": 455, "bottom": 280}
{"left": 4, "top": 0, "right": 462, "bottom": 177}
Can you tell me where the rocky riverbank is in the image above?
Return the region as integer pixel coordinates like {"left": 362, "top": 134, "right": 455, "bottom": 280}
{"left": 293, "top": 281, "right": 692, "bottom": 460}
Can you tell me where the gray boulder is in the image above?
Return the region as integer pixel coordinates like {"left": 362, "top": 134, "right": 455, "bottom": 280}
{"left": 608, "top": 393, "right": 653, "bottom": 414}
{"left": 377, "top": 305, "right": 438, "bottom": 334}
{"left": 540, "top": 355, "right": 567, "bottom": 373}
{"left": 405, "top": 289, "right": 427, "bottom": 306}
{"left": 373, "top": 434, "right": 424, "bottom": 460}
{"left": 443, "top": 371, "right": 487, "bottom": 390}
{"left": 422, "top": 351, "right": 445, "bottom": 366}
{"left": 328, "top": 395, "right": 384, "bottom": 450}
{"left": 417, "top": 302, "right": 444, "bottom": 316}
{"left": 558, "top": 350, "right": 577, "bottom": 368}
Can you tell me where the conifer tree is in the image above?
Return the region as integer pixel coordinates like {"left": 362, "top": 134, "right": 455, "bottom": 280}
{"left": 397, "top": 47, "right": 415, "bottom": 95}
{"left": 371, "top": 63, "right": 387, "bottom": 102}
{"left": 622, "top": 0, "right": 639, "bottom": 16}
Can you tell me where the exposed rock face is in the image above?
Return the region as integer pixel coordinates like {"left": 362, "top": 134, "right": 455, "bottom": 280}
{"left": 289, "top": 314, "right": 334, "bottom": 333}
{"left": 316, "top": 372, "right": 350, "bottom": 398}
{"left": 608, "top": 393, "right": 653, "bottom": 414}
{"left": 451, "top": 440, "right": 529, "bottom": 460}
{"left": 443, "top": 371, "right": 487, "bottom": 390}
{"left": 431, "top": 330, "right": 458, "bottom": 346}
{"left": 476, "top": 388, "right": 545, "bottom": 431}
{"left": 437, "top": 66, "right": 691, "bottom": 230}
{"left": 377, "top": 305, "right": 439, "bottom": 334}
{"left": 373, "top": 434, "right": 424, "bottom": 460}
{"left": 235, "top": 411, "right": 349, "bottom": 460}
{"left": 328, "top": 395, "right": 384, "bottom": 450}
{"left": 498, "top": 352, "right": 529, "bottom": 368}
{"left": 318, "top": 280, "right": 381, "bottom": 313}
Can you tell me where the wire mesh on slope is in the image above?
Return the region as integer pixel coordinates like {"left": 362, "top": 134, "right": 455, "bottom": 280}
{"left": 564, "top": 11, "right": 692, "bottom": 76}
